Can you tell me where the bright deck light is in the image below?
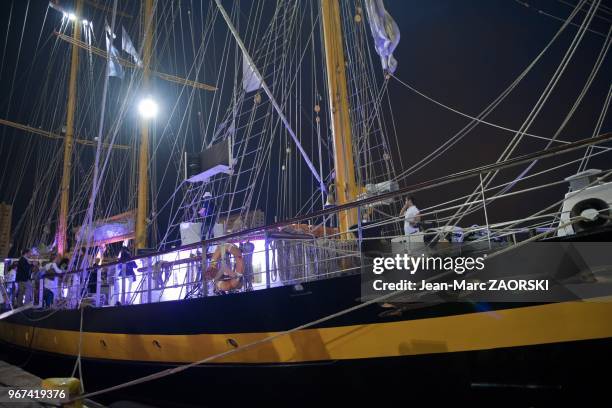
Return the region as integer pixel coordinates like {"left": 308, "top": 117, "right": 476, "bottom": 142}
{"left": 67, "top": 12, "right": 77, "bottom": 21}
{"left": 138, "top": 97, "right": 159, "bottom": 119}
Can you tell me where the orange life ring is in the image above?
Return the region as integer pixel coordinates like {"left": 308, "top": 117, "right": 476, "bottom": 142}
{"left": 284, "top": 224, "right": 312, "bottom": 234}
{"left": 310, "top": 225, "right": 340, "bottom": 238}
{"left": 205, "top": 244, "right": 244, "bottom": 291}
{"left": 284, "top": 223, "right": 340, "bottom": 238}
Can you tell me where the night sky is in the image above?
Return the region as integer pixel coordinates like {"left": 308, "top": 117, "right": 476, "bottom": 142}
{"left": 385, "top": 0, "right": 611, "bottom": 220}
{"left": 0, "top": 0, "right": 611, "bottom": 252}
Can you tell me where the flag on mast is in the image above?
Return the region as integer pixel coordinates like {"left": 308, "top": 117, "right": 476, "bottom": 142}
{"left": 122, "top": 26, "right": 143, "bottom": 67}
{"left": 105, "top": 23, "right": 124, "bottom": 78}
{"left": 242, "top": 52, "right": 262, "bottom": 93}
{"left": 364, "top": 0, "right": 400, "bottom": 74}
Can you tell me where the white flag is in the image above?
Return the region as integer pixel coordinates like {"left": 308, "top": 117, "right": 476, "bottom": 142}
{"left": 122, "top": 26, "right": 143, "bottom": 67}
{"left": 242, "top": 52, "right": 262, "bottom": 93}
{"left": 365, "top": 0, "right": 400, "bottom": 74}
{"left": 105, "top": 24, "right": 124, "bottom": 78}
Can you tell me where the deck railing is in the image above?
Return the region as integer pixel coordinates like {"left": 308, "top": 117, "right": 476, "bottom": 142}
{"left": 2, "top": 132, "right": 611, "bottom": 310}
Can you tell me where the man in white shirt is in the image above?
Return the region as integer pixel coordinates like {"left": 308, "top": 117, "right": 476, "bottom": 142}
{"left": 400, "top": 196, "right": 421, "bottom": 235}
{"left": 5, "top": 263, "right": 17, "bottom": 303}
{"left": 43, "top": 255, "right": 63, "bottom": 308}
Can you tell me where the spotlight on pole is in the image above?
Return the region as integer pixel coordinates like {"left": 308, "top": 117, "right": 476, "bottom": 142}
{"left": 138, "top": 97, "right": 159, "bottom": 119}
{"left": 67, "top": 12, "right": 77, "bottom": 21}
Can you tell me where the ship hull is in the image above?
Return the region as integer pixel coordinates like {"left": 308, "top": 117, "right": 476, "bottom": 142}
{"left": 1, "top": 336, "right": 611, "bottom": 406}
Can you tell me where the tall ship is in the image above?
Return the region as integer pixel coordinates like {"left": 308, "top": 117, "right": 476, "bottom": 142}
{"left": 0, "top": 0, "right": 611, "bottom": 405}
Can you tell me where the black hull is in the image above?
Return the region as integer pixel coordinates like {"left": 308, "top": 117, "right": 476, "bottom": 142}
{"left": 2, "top": 337, "right": 611, "bottom": 406}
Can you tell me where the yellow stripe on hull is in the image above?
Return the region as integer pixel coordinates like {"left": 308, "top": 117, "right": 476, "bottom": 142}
{"left": 1, "top": 300, "right": 611, "bottom": 364}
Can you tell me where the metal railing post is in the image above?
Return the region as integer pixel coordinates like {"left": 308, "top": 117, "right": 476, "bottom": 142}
{"left": 121, "top": 263, "right": 126, "bottom": 304}
{"left": 201, "top": 243, "right": 208, "bottom": 297}
{"left": 264, "top": 231, "right": 271, "bottom": 289}
{"left": 77, "top": 270, "right": 83, "bottom": 306}
{"left": 38, "top": 276, "right": 43, "bottom": 308}
{"left": 357, "top": 206, "right": 363, "bottom": 252}
{"left": 146, "top": 256, "right": 152, "bottom": 304}
{"left": 302, "top": 240, "right": 307, "bottom": 281}
{"left": 358, "top": 206, "right": 365, "bottom": 276}
{"left": 95, "top": 267, "right": 101, "bottom": 307}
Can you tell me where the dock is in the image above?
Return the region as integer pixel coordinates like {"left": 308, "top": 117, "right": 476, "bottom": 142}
{"left": 0, "top": 360, "right": 105, "bottom": 408}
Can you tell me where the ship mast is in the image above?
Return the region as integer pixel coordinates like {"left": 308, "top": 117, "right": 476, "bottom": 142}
{"left": 320, "top": 0, "right": 358, "bottom": 235}
{"left": 135, "top": 0, "right": 154, "bottom": 250}
{"left": 57, "top": 0, "right": 83, "bottom": 255}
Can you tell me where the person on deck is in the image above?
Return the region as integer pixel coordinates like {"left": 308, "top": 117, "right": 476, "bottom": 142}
{"left": 323, "top": 172, "right": 337, "bottom": 228}
{"left": 3, "top": 263, "right": 17, "bottom": 306}
{"left": 42, "top": 254, "right": 64, "bottom": 308}
{"left": 15, "top": 249, "right": 32, "bottom": 307}
{"left": 400, "top": 196, "right": 421, "bottom": 235}
{"left": 55, "top": 257, "right": 69, "bottom": 303}
{"left": 198, "top": 192, "right": 216, "bottom": 240}
{"left": 114, "top": 245, "right": 137, "bottom": 305}
{"left": 70, "top": 247, "right": 91, "bottom": 305}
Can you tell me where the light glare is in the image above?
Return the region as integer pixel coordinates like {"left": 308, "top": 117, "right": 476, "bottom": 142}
{"left": 138, "top": 97, "right": 159, "bottom": 119}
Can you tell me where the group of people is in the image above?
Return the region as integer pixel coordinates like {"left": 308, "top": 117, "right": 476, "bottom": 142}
{"left": 3, "top": 249, "right": 69, "bottom": 309}
{"left": 2, "top": 242, "right": 139, "bottom": 309}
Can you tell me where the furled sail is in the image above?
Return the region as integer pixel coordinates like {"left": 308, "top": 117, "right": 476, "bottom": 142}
{"left": 364, "top": 0, "right": 400, "bottom": 73}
